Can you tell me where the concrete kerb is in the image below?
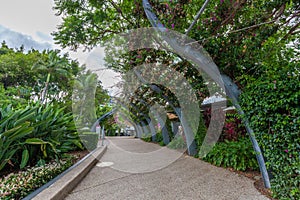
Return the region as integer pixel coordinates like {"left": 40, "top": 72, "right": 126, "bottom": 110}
{"left": 30, "top": 146, "right": 107, "bottom": 200}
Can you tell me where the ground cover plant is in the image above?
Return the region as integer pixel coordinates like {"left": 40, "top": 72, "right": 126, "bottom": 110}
{"left": 0, "top": 154, "right": 76, "bottom": 199}
{"left": 202, "top": 137, "right": 259, "bottom": 171}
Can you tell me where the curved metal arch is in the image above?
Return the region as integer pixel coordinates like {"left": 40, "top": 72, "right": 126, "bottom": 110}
{"left": 91, "top": 108, "right": 117, "bottom": 132}
{"left": 142, "top": 0, "right": 271, "bottom": 188}
{"left": 113, "top": 98, "right": 156, "bottom": 138}
{"left": 90, "top": 102, "right": 147, "bottom": 137}
{"left": 132, "top": 70, "right": 198, "bottom": 155}
{"left": 129, "top": 92, "right": 171, "bottom": 144}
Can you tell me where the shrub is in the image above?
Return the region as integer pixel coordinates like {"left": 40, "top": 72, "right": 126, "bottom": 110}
{"left": 141, "top": 133, "right": 152, "bottom": 142}
{"left": 168, "top": 136, "right": 186, "bottom": 150}
{"left": 202, "top": 137, "right": 259, "bottom": 171}
{"left": 202, "top": 107, "right": 246, "bottom": 142}
{"left": 140, "top": 131, "right": 166, "bottom": 146}
{"left": 0, "top": 103, "right": 83, "bottom": 171}
{"left": 221, "top": 113, "right": 247, "bottom": 141}
{"left": 240, "top": 66, "right": 300, "bottom": 199}
{"left": 79, "top": 132, "right": 99, "bottom": 151}
{"left": 155, "top": 131, "right": 164, "bottom": 144}
{"left": 0, "top": 155, "right": 75, "bottom": 200}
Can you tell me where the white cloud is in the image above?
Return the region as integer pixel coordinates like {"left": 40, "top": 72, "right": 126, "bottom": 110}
{"left": 0, "top": 25, "right": 52, "bottom": 51}
{"left": 0, "top": 0, "right": 60, "bottom": 43}
{"left": 0, "top": 0, "right": 118, "bottom": 93}
{"left": 84, "top": 47, "right": 122, "bottom": 96}
{"left": 36, "top": 31, "right": 53, "bottom": 42}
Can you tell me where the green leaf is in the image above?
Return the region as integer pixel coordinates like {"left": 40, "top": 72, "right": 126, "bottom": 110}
{"left": 20, "top": 149, "right": 29, "bottom": 169}
{"left": 25, "top": 138, "right": 48, "bottom": 145}
{"left": 13, "top": 111, "right": 35, "bottom": 126}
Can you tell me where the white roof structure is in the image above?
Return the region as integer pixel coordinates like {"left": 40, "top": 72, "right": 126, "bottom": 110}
{"left": 201, "top": 95, "right": 226, "bottom": 105}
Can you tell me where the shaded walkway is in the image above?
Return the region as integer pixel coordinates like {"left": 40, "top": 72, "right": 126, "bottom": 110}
{"left": 65, "top": 137, "right": 269, "bottom": 200}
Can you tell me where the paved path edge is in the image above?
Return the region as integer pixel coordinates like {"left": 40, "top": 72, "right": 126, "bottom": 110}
{"left": 32, "top": 146, "right": 107, "bottom": 200}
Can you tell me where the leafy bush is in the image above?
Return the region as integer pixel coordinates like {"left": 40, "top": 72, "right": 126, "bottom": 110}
{"left": 141, "top": 131, "right": 164, "bottom": 145}
{"left": 155, "top": 131, "right": 164, "bottom": 144}
{"left": 0, "top": 84, "right": 31, "bottom": 108}
{"left": 202, "top": 108, "right": 246, "bottom": 142}
{"left": 240, "top": 67, "right": 300, "bottom": 199}
{"left": 0, "top": 104, "right": 36, "bottom": 170}
{"left": 141, "top": 134, "right": 152, "bottom": 142}
{"left": 221, "top": 113, "right": 246, "bottom": 141}
{"left": 168, "top": 136, "right": 186, "bottom": 150}
{"left": 0, "top": 103, "right": 83, "bottom": 171}
{"left": 202, "top": 137, "right": 259, "bottom": 171}
{"left": 79, "top": 132, "right": 99, "bottom": 151}
{"left": 0, "top": 155, "right": 76, "bottom": 200}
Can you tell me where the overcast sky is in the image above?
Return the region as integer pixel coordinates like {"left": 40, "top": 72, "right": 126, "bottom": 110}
{"left": 0, "top": 0, "right": 59, "bottom": 43}
{"left": 0, "top": 0, "right": 120, "bottom": 94}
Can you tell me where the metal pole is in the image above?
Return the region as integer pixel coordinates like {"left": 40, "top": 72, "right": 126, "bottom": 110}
{"left": 96, "top": 125, "right": 101, "bottom": 140}
{"left": 185, "top": 0, "right": 211, "bottom": 36}
{"left": 222, "top": 74, "right": 271, "bottom": 188}
{"left": 101, "top": 126, "right": 105, "bottom": 146}
{"left": 142, "top": 0, "right": 271, "bottom": 188}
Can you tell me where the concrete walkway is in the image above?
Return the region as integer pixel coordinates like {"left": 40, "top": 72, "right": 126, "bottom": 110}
{"left": 65, "top": 137, "right": 269, "bottom": 200}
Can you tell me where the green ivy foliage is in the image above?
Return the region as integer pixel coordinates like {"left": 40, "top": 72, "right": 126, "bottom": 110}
{"left": 202, "top": 137, "right": 259, "bottom": 171}
{"left": 240, "top": 65, "right": 300, "bottom": 199}
{"left": 141, "top": 134, "right": 152, "bottom": 143}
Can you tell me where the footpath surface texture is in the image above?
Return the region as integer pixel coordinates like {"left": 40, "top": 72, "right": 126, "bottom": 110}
{"left": 65, "top": 137, "right": 269, "bottom": 200}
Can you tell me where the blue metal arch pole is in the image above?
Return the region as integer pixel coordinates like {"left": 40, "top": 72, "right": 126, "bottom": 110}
{"left": 91, "top": 108, "right": 117, "bottom": 132}
{"left": 142, "top": 0, "right": 270, "bottom": 188}
{"left": 130, "top": 96, "right": 171, "bottom": 144}
{"left": 133, "top": 70, "right": 197, "bottom": 156}
{"left": 113, "top": 98, "right": 156, "bottom": 138}
{"left": 222, "top": 75, "right": 271, "bottom": 188}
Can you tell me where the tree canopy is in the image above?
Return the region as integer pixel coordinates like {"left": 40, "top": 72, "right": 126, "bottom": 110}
{"left": 52, "top": 0, "right": 299, "bottom": 89}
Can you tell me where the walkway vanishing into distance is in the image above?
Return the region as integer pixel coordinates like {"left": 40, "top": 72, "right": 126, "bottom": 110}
{"left": 65, "top": 137, "right": 269, "bottom": 200}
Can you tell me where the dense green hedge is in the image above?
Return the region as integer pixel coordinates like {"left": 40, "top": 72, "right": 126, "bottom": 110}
{"left": 240, "top": 67, "right": 300, "bottom": 199}
{"left": 202, "top": 137, "right": 259, "bottom": 171}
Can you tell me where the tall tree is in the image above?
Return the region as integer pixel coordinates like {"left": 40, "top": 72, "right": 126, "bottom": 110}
{"left": 32, "top": 50, "right": 71, "bottom": 103}
{"left": 73, "top": 70, "right": 109, "bottom": 127}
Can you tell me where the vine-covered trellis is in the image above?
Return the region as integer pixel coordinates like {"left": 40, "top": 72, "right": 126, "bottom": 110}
{"left": 142, "top": 0, "right": 271, "bottom": 189}
{"left": 91, "top": 0, "right": 271, "bottom": 189}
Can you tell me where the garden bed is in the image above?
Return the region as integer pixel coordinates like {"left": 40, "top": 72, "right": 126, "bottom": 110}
{"left": 0, "top": 150, "right": 89, "bottom": 200}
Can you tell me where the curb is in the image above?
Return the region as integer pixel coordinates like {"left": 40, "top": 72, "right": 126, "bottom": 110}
{"left": 30, "top": 146, "right": 107, "bottom": 200}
